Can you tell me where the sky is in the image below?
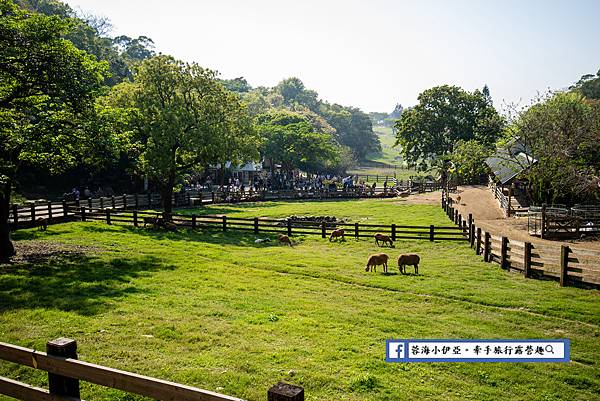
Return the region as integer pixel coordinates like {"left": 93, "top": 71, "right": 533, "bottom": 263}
{"left": 64, "top": 0, "right": 600, "bottom": 113}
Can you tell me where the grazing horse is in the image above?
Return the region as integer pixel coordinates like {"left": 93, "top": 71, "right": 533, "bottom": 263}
{"left": 329, "top": 229, "right": 345, "bottom": 242}
{"left": 374, "top": 233, "right": 394, "bottom": 247}
{"left": 366, "top": 253, "right": 389, "bottom": 273}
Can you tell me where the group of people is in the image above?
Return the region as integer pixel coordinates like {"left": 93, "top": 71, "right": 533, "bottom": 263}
{"left": 198, "top": 172, "right": 396, "bottom": 194}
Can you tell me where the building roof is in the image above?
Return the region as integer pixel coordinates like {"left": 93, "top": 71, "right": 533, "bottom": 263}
{"left": 485, "top": 142, "right": 536, "bottom": 185}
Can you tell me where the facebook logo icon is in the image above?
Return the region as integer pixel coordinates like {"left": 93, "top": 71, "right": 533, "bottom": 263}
{"left": 386, "top": 340, "right": 407, "bottom": 362}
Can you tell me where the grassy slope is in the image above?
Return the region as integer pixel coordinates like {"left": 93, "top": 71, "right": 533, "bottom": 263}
{"left": 1, "top": 199, "right": 599, "bottom": 401}
{"left": 366, "top": 126, "right": 400, "bottom": 165}
{"left": 349, "top": 126, "right": 415, "bottom": 180}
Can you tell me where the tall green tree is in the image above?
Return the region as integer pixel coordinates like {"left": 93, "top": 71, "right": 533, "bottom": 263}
{"left": 394, "top": 85, "right": 504, "bottom": 169}
{"left": 0, "top": 0, "right": 108, "bottom": 260}
{"left": 503, "top": 92, "right": 600, "bottom": 204}
{"left": 256, "top": 110, "right": 339, "bottom": 173}
{"left": 16, "top": 0, "right": 154, "bottom": 86}
{"left": 119, "top": 55, "right": 256, "bottom": 215}
{"left": 319, "top": 103, "right": 380, "bottom": 160}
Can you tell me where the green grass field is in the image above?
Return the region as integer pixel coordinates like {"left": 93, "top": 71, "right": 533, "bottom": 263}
{"left": 1, "top": 199, "right": 599, "bottom": 401}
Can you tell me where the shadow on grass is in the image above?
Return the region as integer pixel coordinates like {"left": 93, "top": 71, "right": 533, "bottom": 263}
{"left": 151, "top": 198, "right": 371, "bottom": 217}
{"left": 81, "top": 224, "right": 303, "bottom": 248}
{"left": 0, "top": 251, "right": 172, "bottom": 316}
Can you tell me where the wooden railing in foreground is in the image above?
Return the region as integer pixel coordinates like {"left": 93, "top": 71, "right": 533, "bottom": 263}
{"left": 442, "top": 194, "right": 600, "bottom": 287}
{"left": 0, "top": 338, "right": 303, "bottom": 401}
{"left": 73, "top": 208, "right": 468, "bottom": 242}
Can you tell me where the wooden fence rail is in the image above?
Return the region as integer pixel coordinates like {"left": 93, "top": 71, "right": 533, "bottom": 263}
{"left": 442, "top": 193, "right": 600, "bottom": 287}
{"left": 0, "top": 339, "right": 304, "bottom": 401}
{"left": 71, "top": 207, "right": 467, "bottom": 242}
{"left": 8, "top": 186, "right": 420, "bottom": 231}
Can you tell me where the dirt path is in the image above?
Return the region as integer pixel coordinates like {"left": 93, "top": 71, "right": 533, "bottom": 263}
{"left": 446, "top": 185, "right": 600, "bottom": 251}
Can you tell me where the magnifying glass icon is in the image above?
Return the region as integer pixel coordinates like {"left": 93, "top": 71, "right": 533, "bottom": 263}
{"left": 545, "top": 345, "right": 554, "bottom": 354}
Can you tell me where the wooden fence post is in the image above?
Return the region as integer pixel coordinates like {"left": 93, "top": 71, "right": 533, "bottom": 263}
{"left": 62, "top": 200, "right": 68, "bottom": 219}
{"left": 133, "top": 210, "right": 138, "bottom": 227}
{"left": 212, "top": 192, "right": 215, "bottom": 203}
{"left": 147, "top": 193, "right": 152, "bottom": 207}
{"left": 467, "top": 214, "right": 473, "bottom": 243}
{"left": 540, "top": 203, "right": 547, "bottom": 239}
{"left": 287, "top": 219, "right": 292, "bottom": 236}
{"left": 222, "top": 216, "right": 227, "bottom": 232}
{"left": 523, "top": 242, "right": 532, "bottom": 278}
{"left": 391, "top": 224, "right": 396, "bottom": 241}
{"left": 187, "top": 192, "right": 191, "bottom": 206}
{"left": 47, "top": 201, "right": 53, "bottom": 221}
{"left": 80, "top": 207, "right": 86, "bottom": 222}
{"left": 484, "top": 232, "right": 491, "bottom": 262}
{"left": 12, "top": 204, "right": 18, "bottom": 229}
{"left": 560, "top": 245, "right": 569, "bottom": 287}
{"left": 254, "top": 217, "right": 259, "bottom": 234}
{"left": 507, "top": 186, "right": 512, "bottom": 217}
{"left": 135, "top": 194, "right": 139, "bottom": 209}
{"left": 88, "top": 198, "right": 92, "bottom": 210}
{"left": 106, "top": 209, "right": 111, "bottom": 225}
{"left": 430, "top": 225, "right": 434, "bottom": 242}
{"left": 111, "top": 196, "right": 116, "bottom": 209}
{"left": 355, "top": 222, "right": 359, "bottom": 239}
{"left": 454, "top": 210, "right": 459, "bottom": 225}
{"left": 470, "top": 222, "right": 475, "bottom": 248}
{"left": 458, "top": 214, "right": 462, "bottom": 230}
{"left": 123, "top": 195, "right": 128, "bottom": 210}
{"left": 100, "top": 197, "right": 104, "bottom": 210}
{"left": 192, "top": 214, "right": 197, "bottom": 230}
{"left": 47, "top": 338, "right": 80, "bottom": 398}
{"left": 476, "top": 227, "right": 482, "bottom": 255}
{"left": 501, "top": 236, "right": 509, "bottom": 269}
{"left": 321, "top": 222, "right": 326, "bottom": 239}
{"left": 30, "top": 203, "right": 35, "bottom": 227}
{"left": 268, "top": 382, "right": 304, "bottom": 401}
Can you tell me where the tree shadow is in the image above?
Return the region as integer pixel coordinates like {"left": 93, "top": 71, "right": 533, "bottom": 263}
{"left": 152, "top": 198, "right": 364, "bottom": 217}
{"left": 81, "top": 224, "right": 306, "bottom": 249}
{"left": 0, "top": 251, "right": 172, "bottom": 316}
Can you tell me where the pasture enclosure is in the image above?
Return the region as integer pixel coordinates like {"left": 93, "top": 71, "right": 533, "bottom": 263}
{"left": 442, "top": 194, "right": 600, "bottom": 287}
{"left": 73, "top": 207, "right": 467, "bottom": 243}
{"left": 1, "top": 200, "right": 600, "bottom": 401}
{"left": 528, "top": 204, "right": 600, "bottom": 239}
{"left": 7, "top": 184, "right": 442, "bottom": 232}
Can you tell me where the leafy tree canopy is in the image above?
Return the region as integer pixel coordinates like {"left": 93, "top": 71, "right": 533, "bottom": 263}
{"left": 570, "top": 68, "right": 600, "bottom": 100}
{"left": 108, "top": 55, "right": 256, "bottom": 214}
{"left": 242, "top": 77, "right": 379, "bottom": 161}
{"left": 16, "top": 0, "right": 155, "bottom": 85}
{"left": 502, "top": 92, "right": 600, "bottom": 204}
{"left": 394, "top": 85, "right": 504, "bottom": 169}
{"left": 256, "top": 110, "right": 340, "bottom": 173}
{"left": 0, "top": 0, "right": 108, "bottom": 259}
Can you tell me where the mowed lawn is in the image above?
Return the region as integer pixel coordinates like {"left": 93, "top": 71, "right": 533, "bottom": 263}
{"left": 1, "top": 199, "right": 599, "bottom": 401}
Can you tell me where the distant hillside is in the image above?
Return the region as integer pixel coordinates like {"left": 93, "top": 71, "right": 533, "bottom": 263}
{"left": 364, "top": 126, "right": 402, "bottom": 166}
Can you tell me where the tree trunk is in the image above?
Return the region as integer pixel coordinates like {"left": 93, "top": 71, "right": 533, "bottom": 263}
{"left": 220, "top": 162, "right": 226, "bottom": 190}
{"left": 161, "top": 166, "right": 176, "bottom": 219}
{"left": 0, "top": 181, "right": 16, "bottom": 262}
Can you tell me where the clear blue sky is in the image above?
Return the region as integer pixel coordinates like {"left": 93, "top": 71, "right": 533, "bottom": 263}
{"left": 64, "top": 0, "right": 600, "bottom": 113}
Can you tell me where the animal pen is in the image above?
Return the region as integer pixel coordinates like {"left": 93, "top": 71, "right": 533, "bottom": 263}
{"left": 528, "top": 204, "right": 600, "bottom": 239}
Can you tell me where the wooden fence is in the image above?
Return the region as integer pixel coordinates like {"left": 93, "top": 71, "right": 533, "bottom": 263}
{"left": 7, "top": 184, "right": 441, "bottom": 232}
{"left": 528, "top": 204, "right": 600, "bottom": 239}
{"left": 72, "top": 207, "right": 467, "bottom": 242}
{"left": 0, "top": 338, "right": 303, "bottom": 401}
{"left": 442, "top": 193, "right": 600, "bottom": 287}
